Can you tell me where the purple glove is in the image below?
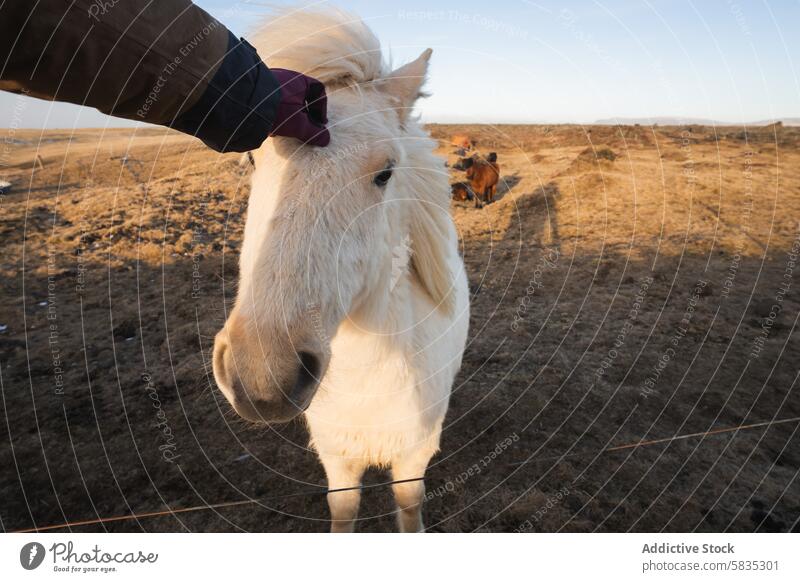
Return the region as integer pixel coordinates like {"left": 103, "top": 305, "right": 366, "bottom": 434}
{"left": 269, "top": 68, "right": 330, "bottom": 146}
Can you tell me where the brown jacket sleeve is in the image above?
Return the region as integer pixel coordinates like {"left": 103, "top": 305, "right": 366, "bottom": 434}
{"left": 0, "top": 0, "right": 282, "bottom": 152}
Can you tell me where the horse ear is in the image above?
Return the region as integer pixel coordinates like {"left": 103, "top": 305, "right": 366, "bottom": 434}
{"left": 379, "top": 49, "right": 432, "bottom": 123}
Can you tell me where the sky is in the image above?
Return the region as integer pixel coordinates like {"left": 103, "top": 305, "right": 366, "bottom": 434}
{"left": 2, "top": 0, "right": 798, "bottom": 128}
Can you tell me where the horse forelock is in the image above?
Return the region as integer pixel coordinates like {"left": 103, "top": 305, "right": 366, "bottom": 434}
{"left": 249, "top": 7, "right": 385, "bottom": 88}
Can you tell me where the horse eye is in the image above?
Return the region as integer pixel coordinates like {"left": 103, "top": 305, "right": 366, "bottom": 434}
{"left": 373, "top": 168, "right": 393, "bottom": 187}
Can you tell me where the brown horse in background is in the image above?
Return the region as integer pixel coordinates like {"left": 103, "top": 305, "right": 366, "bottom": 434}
{"left": 462, "top": 153, "right": 500, "bottom": 208}
{"left": 451, "top": 181, "right": 473, "bottom": 202}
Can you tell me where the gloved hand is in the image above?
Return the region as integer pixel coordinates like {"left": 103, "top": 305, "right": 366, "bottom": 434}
{"left": 269, "top": 69, "right": 330, "bottom": 146}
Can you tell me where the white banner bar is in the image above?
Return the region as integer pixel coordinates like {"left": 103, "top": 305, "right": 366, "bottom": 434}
{"left": 1, "top": 533, "right": 797, "bottom": 581}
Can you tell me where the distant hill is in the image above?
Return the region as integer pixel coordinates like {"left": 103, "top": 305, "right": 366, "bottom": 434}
{"left": 594, "top": 116, "right": 800, "bottom": 127}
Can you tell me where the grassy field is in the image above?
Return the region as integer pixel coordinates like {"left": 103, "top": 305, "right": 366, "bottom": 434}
{"left": 1, "top": 123, "right": 798, "bottom": 532}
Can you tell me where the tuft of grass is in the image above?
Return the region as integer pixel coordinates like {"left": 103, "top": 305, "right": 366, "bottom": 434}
{"left": 574, "top": 146, "right": 617, "bottom": 165}
{"left": 594, "top": 147, "right": 617, "bottom": 161}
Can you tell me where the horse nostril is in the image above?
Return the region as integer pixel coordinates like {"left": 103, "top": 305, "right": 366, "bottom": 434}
{"left": 298, "top": 350, "right": 320, "bottom": 384}
{"left": 290, "top": 351, "right": 321, "bottom": 409}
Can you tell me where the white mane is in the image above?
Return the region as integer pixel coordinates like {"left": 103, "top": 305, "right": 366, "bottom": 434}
{"left": 249, "top": 7, "right": 385, "bottom": 87}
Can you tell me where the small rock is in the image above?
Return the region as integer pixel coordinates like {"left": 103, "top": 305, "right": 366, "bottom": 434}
{"left": 113, "top": 320, "right": 137, "bottom": 340}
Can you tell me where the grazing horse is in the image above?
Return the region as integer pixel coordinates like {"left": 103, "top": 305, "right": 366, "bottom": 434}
{"left": 462, "top": 155, "right": 500, "bottom": 208}
{"left": 212, "top": 7, "right": 470, "bottom": 532}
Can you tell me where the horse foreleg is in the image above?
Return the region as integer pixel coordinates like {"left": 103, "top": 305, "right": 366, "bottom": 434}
{"left": 320, "top": 455, "right": 367, "bottom": 533}
{"left": 391, "top": 451, "right": 432, "bottom": 532}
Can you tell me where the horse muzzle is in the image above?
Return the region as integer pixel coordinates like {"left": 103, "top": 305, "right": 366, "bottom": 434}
{"left": 212, "top": 323, "right": 326, "bottom": 424}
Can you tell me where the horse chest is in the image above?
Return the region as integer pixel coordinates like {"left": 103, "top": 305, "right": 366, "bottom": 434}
{"left": 305, "top": 347, "right": 448, "bottom": 463}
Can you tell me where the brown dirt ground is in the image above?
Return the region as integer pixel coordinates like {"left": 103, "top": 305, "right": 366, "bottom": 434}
{"left": 1, "top": 123, "right": 799, "bottom": 532}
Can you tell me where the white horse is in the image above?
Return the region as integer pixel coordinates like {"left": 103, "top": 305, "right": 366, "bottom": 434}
{"left": 212, "top": 7, "right": 469, "bottom": 532}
